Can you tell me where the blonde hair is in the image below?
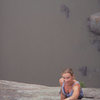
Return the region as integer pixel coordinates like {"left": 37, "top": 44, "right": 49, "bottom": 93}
{"left": 61, "top": 68, "right": 74, "bottom": 76}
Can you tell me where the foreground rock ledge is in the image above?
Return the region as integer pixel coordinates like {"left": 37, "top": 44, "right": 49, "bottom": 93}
{"left": 0, "top": 80, "right": 100, "bottom": 100}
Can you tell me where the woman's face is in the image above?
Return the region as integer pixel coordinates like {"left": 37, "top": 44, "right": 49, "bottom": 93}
{"left": 62, "top": 73, "right": 74, "bottom": 84}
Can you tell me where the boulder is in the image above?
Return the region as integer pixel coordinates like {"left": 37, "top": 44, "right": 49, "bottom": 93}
{"left": 0, "top": 80, "right": 100, "bottom": 100}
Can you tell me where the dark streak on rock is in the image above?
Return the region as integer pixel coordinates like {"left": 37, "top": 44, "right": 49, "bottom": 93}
{"left": 61, "top": 4, "right": 70, "bottom": 18}
{"left": 79, "top": 66, "right": 87, "bottom": 76}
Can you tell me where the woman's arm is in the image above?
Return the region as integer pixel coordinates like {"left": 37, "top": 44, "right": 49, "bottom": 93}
{"left": 64, "top": 84, "right": 80, "bottom": 100}
{"left": 61, "top": 90, "right": 66, "bottom": 100}
{"left": 59, "top": 78, "right": 65, "bottom": 100}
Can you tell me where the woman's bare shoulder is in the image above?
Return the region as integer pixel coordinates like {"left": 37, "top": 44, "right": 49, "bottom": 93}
{"left": 73, "top": 80, "right": 80, "bottom": 90}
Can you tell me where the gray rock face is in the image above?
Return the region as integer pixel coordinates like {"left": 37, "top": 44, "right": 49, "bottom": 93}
{"left": 88, "top": 12, "right": 100, "bottom": 35}
{"left": 0, "top": 80, "right": 100, "bottom": 100}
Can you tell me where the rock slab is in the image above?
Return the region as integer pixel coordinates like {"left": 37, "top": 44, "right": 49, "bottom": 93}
{"left": 0, "top": 80, "right": 100, "bottom": 100}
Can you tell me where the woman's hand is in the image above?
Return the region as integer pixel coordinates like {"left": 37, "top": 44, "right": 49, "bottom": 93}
{"left": 64, "top": 98, "right": 76, "bottom": 100}
{"left": 64, "top": 98, "right": 70, "bottom": 100}
{"left": 59, "top": 77, "right": 64, "bottom": 86}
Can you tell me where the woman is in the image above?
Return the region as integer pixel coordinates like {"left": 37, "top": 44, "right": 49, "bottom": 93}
{"left": 59, "top": 68, "right": 83, "bottom": 100}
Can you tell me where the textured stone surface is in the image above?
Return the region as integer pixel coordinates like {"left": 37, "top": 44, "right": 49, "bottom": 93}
{"left": 0, "top": 80, "right": 100, "bottom": 100}
{"left": 88, "top": 12, "right": 100, "bottom": 35}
